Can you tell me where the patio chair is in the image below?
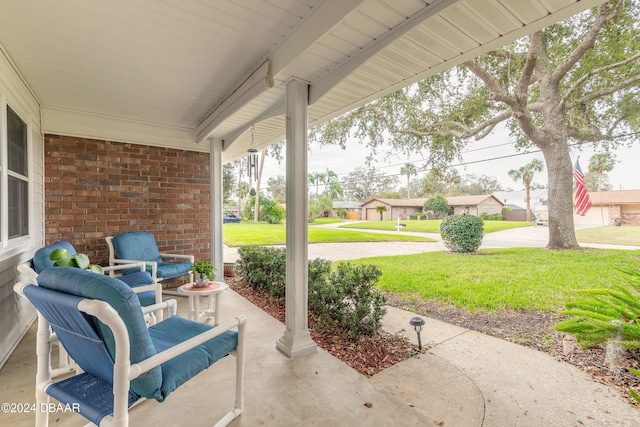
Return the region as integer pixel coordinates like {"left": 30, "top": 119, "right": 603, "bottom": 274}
{"left": 18, "top": 240, "right": 165, "bottom": 316}
{"left": 18, "top": 241, "right": 173, "bottom": 377}
{"left": 106, "top": 232, "right": 194, "bottom": 288}
{"left": 14, "top": 267, "right": 246, "bottom": 427}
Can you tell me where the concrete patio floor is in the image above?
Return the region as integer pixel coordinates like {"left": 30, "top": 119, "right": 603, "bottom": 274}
{"left": 2, "top": 286, "right": 639, "bottom": 427}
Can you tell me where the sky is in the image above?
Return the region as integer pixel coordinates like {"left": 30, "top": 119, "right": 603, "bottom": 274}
{"left": 260, "top": 124, "right": 639, "bottom": 193}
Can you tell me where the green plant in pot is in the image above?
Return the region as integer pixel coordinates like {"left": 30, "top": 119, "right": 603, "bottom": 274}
{"left": 49, "top": 248, "right": 104, "bottom": 274}
{"left": 190, "top": 261, "right": 216, "bottom": 287}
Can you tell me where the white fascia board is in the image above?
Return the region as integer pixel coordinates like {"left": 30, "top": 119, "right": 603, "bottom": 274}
{"left": 42, "top": 106, "right": 200, "bottom": 151}
{"left": 196, "top": 0, "right": 365, "bottom": 144}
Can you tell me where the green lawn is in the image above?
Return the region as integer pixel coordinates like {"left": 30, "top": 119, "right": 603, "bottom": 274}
{"left": 223, "top": 222, "right": 436, "bottom": 246}
{"left": 339, "top": 219, "right": 533, "bottom": 234}
{"left": 350, "top": 247, "right": 639, "bottom": 313}
{"left": 576, "top": 226, "right": 640, "bottom": 246}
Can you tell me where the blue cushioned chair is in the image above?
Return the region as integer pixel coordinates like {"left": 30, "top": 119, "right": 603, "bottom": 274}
{"left": 14, "top": 268, "right": 246, "bottom": 427}
{"left": 106, "top": 232, "right": 194, "bottom": 286}
{"left": 18, "top": 241, "right": 164, "bottom": 314}
{"left": 18, "top": 241, "right": 174, "bottom": 378}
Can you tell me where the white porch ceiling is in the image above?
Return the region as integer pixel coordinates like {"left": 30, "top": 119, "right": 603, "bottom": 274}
{"left": 0, "top": 0, "right": 605, "bottom": 162}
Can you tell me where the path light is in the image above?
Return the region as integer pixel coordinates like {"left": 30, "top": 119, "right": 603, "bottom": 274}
{"left": 409, "top": 316, "right": 426, "bottom": 350}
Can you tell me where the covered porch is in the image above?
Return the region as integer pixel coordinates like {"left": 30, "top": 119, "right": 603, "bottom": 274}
{"left": 3, "top": 285, "right": 638, "bottom": 426}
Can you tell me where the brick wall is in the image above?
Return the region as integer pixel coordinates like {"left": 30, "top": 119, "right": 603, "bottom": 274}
{"left": 44, "top": 135, "right": 211, "bottom": 284}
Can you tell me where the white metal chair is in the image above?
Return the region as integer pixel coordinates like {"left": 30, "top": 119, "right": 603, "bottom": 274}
{"left": 14, "top": 267, "right": 246, "bottom": 427}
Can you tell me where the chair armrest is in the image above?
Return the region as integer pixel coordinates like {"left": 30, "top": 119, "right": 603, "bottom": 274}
{"left": 158, "top": 253, "right": 195, "bottom": 263}
{"left": 110, "top": 259, "right": 158, "bottom": 281}
{"left": 102, "top": 262, "right": 146, "bottom": 275}
{"left": 17, "top": 262, "right": 39, "bottom": 283}
{"left": 141, "top": 299, "right": 177, "bottom": 318}
{"left": 130, "top": 315, "right": 246, "bottom": 379}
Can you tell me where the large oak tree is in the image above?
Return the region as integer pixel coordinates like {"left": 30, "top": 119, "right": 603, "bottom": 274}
{"left": 312, "top": 0, "right": 640, "bottom": 249}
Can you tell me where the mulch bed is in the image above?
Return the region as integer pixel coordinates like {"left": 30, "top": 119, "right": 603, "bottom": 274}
{"left": 227, "top": 276, "right": 639, "bottom": 406}
{"left": 226, "top": 276, "right": 421, "bottom": 377}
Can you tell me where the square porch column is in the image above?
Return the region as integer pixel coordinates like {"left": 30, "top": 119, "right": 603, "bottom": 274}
{"left": 277, "top": 78, "right": 317, "bottom": 357}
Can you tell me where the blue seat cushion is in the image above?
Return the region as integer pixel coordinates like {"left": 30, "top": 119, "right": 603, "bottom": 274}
{"left": 36, "top": 268, "right": 163, "bottom": 400}
{"left": 118, "top": 271, "right": 157, "bottom": 307}
{"left": 112, "top": 232, "right": 162, "bottom": 263}
{"left": 148, "top": 316, "right": 238, "bottom": 401}
{"left": 32, "top": 241, "right": 76, "bottom": 273}
{"left": 156, "top": 262, "right": 193, "bottom": 280}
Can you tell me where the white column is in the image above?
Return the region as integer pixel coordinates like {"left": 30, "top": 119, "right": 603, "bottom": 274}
{"left": 277, "top": 78, "right": 317, "bottom": 357}
{"left": 210, "top": 137, "right": 225, "bottom": 282}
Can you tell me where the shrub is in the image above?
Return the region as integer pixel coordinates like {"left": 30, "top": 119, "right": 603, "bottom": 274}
{"left": 480, "top": 213, "right": 504, "bottom": 221}
{"left": 237, "top": 246, "right": 387, "bottom": 339}
{"left": 310, "top": 262, "right": 386, "bottom": 338}
{"left": 236, "top": 246, "right": 286, "bottom": 297}
{"left": 242, "top": 194, "right": 285, "bottom": 224}
{"left": 423, "top": 195, "right": 449, "bottom": 219}
{"left": 440, "top": 214, "right": 484, "bottom": 253}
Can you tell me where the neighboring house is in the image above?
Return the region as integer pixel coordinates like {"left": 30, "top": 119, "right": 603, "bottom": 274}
{"left": 331, "top": 201, "right": 363, "bottom": 220}
{"left": 494, "top": 190, "right": 548, "bottom": 211}
{"left": 361, "top": 195, "right": 504, "bottom": 220}
{"left": 573, "top": 190, "right": 640, "bottom": 226}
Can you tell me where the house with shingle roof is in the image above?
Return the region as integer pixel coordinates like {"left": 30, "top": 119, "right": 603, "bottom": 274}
{"left": 361, "top": 195, "right": 503, "bottom": 221}
{"left": 573, "top": 189, "right": 640, "bottom": 226}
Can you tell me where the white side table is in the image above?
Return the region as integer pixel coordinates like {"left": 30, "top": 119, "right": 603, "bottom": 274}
{"left": 177, "top": 281, "right": 228, "bottom": 325}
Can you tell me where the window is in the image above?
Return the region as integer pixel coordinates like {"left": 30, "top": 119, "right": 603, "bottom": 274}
{"left": 1, "top": 104, "right": 29, "bottom": 246}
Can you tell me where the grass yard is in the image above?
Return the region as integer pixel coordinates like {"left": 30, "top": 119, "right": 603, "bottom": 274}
{"left": 350, "top": 247, "right": 640, "bottom": 313}
{"left": 340, "top": 219, "right": 533, "bottom": 234}
{"left": 223, "top": 222, "right": 436, "bottom": 246}
{"left": 576, "top": 225, "right": 640, "bottom": 246}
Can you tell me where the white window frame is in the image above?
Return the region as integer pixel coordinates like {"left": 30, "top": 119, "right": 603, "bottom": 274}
{"left": 0, "top": 93, "right": 32, "bottom": 256}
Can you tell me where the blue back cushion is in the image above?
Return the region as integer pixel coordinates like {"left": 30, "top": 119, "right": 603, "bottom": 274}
{"left": 36, "top": 267, "right": 163, "bottom": 399}
{"left": 112, "top": 232, "right": 162, "bottom": 263}
{"left": 32, "top": 241, "right": 76, "bottom": 273}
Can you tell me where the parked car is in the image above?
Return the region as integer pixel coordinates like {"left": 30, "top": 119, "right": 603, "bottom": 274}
{"left": 223, "top": 213, "right": 241, "bottom": 223}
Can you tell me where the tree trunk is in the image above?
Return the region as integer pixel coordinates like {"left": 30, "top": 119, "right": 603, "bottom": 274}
{"left": 541, "top": 137, "right": 579, "bottom": 249}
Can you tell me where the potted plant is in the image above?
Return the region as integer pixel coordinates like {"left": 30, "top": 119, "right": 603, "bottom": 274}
{"left": 190, "top": 261, "right": 216, "bottom": 287}
{"left": 49, "top": 248, "right": 104, "bottom": 274}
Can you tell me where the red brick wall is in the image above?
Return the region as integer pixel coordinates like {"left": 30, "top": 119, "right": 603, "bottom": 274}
{"left": 44, "top": 135, "right": 211, "bottom": 283}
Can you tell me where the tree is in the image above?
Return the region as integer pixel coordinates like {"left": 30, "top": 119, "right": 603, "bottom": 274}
{"left": 267, "top": 175, "right": 286, "bottom": 203}
{"left": 458, "top": 174, "right": 503, "bottom": 195}
{"left": 508, "top": 159, "right": 545, "bottom": 222}
{"left": 322, "top": 169, "right": 344, "bottom": 200}
{"left": 308, "top": 171, "right": 325, "bottom": 196}
{"left": 375, "top": 205, "right": 387, "bottom": 221}
{"left": 223, "top": 163, "right": 236, "bottom": 205}
{"left": 312, "top": 1, "right": 640, "bottom": 249}
{"left": 423, "top": 195, "right": 449, "bottom": 219}
{"left": 420, "top": 167, "right": 461, "bottom": 196}
{"left": 587, "top": 153, "right": 616, "bottom": 192}
{"left": 400, "top": 163, "right": 418, "bottom": 198}
{"left": 342, "top": 166, "right": 399, "bottom": 202}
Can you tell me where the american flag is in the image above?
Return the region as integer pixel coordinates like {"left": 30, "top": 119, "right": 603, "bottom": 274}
{"left": 573, "top": 159, "right": 591, "bottom": 216}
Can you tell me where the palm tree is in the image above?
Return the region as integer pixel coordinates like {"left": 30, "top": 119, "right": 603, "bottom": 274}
{"left": 588, "top": 153, "right": 615, "bottom": 192}
{"left": 508, "top": 158, "right": 544, "bottom": 222}
{"left": 308, "top": 171, "right": 325, "bottom": 196}
{"left": 375, "top": 205, "right": 387, "bottom": 221}
{"left": 400, "top": 163, "right": 417, "bottom": 198}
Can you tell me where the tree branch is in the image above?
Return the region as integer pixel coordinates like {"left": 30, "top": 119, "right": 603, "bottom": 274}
{"left": 516, "top": 32, "right": 542, "bottom": 103}
{"left": 550, "top": 1, "right": 622, "bottom": 86}
{"left": 464, "top": 60, "right": 518, "bottom": 108}
{"left": 562, "top": 51, "right": 640, "bottom": 107}
{"left": 568, "top": 74, "right": 640, "bottom": 108}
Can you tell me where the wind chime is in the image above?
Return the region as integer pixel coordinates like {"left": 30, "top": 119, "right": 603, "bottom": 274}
{"left": 247, "top": 126, "right": 258, "bottom": 196}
